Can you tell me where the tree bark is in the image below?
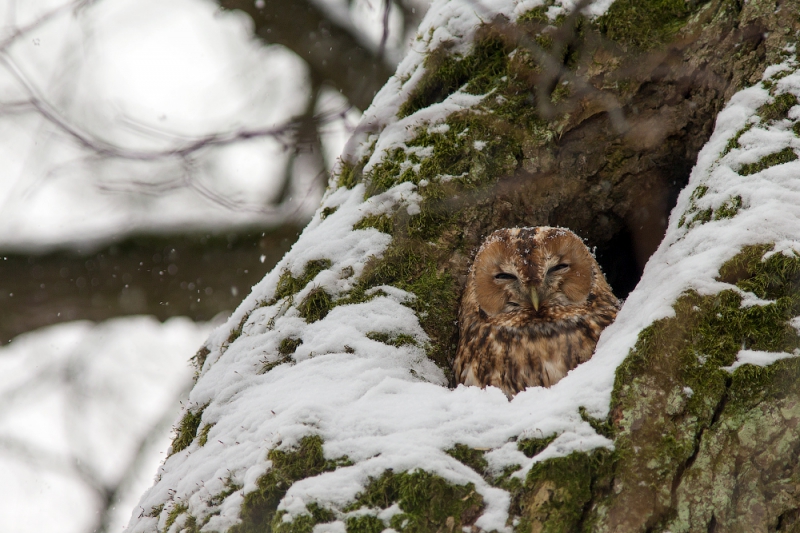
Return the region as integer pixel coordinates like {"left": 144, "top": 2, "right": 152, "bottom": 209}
{"left": 125, "top": 1, "right": 800, "bottom": 532}
{"left": 0, "top": 227, "right": 301, "bottom": 345}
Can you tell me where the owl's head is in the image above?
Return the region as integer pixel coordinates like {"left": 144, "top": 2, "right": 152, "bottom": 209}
{"left": 471, "top": 227, "right": 597, "bottom": 317}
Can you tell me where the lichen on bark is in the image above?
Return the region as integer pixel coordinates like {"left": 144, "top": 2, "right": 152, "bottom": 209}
{"left": 502, "top": 243, "right": 800, "bottom": 533}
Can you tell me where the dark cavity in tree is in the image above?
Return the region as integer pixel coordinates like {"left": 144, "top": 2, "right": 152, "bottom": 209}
{"left": 593, "top": 225, "right": 640, "bottom": 300}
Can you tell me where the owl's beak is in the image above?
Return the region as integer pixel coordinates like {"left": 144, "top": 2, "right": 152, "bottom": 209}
{"left": 530, "top": 287, "right": 540, "bottom": 311}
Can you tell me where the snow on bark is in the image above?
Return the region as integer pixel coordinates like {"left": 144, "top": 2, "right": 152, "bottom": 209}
{"left": 126, "top": 0, "right": 800, "bottom": 531}
{"left": 592, "top": 46, "right": 800, "bottom": 397}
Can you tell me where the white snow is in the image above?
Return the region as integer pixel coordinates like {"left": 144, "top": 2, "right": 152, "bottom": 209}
{"left": 0, "top": 316, "right": 212, "bottom": 533}
{"left": 722, "top": 349, "right": 800, "bottom": 372}
{"left": 128, "top": 3, "right": 800, "bottom": 533}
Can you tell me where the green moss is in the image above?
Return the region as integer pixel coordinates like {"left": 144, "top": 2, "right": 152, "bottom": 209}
{"left": 738, "top": 147, "right": 798, "bottom": 176}
{"left": 273, "top": 504, "right": 336, "bottom": 533}
{"left": 353, "top": 214, "right": 393, "bottom": 234}
{"left": 405, "top": 190, "right": 459, "bottom": 243}
{"left": 793, "top": 121, "right": 800, "bottom": 137}
{"left": 262, "top": 355, "right": 293, "bottom": 373}
{"left": 366, "top": 332, "right": 417, "bottom": 347}
{"left": 385, "top": 29, "right": 556, "bottom": 198}
{"left": 298, "top": 288, "right": 334, "bottom": 323}
{"left": 329, "top": 286, "right": 385, "bottom": 310}
{"left": 337, "top": 161, "right": 360, "bottom": 189}
{"left": 146, "top": 504, "right": 164, "bottom": 518}
{"left": 721, "top": 123, "right": 753, "bottom": 156}
{"left": 689, "top": 184, "right": 707, "bottom": 202}
{"left": 713, "top": 195, "right": 742, "bottom": 220}
{"left": 268, "top": 259, "right": 333, "bottom": 306}
{"left": 209, "top": 475, "right": 243, "bottom": 507}
{"left": 514, "top": 449, "right": 613, "bottom": 533}
{"left": 190, "top": 346, "right": 211, "bottom": 380}
{"left": 163, "top": 503, "right": 202, "bottom": 532}
{"left": 399, "top": 37, "right": 508, "bottom": 118}
{"left": 578, "top": 406, "right": 614, "bottom": 439}
{"left": 517, "top": 5, "right": 550, "bottom": 24}
{"left": 518, "top": 433, "right": 559, "bottom": 458}
{"left": 677, "top": 185, "right": 709, "bottom": 228}
{"left": 757, "top": 92, "right": 798, "bottom": 123}
{"left": 279, "top": 337, "right": 303, "bottom": 355}
{"left": 231, "top": 436, "right": 351, "bottom": 533}
{"left": 227, "top": 313, "right": 250, "bottom": 344}
{"left": 170, "top": 403, "right": 208, "bottom": 455}
{"left": 679, "top": 185, "right": 743, "bottom": 228}
{"left": 345, "top": 469, "right": 484, "bottom": 533}
{"left": 356, "top": 243, "right": 460, "bottom": 371}
{"left": 596, "top": 0, "right": 698, "bottom": 50}
{"left": 197, "top": 423, "right": 213, "bottom": 447}
{"left": 550, "top": 82, "right": 571, "bottom": 104}
{"left": 165, "top": 503, "right": 189, "bottom": 531}
{"left": 345, "top": 515, "right": 385, "bottom": 533}
{"left": 600, "top": 244, "right": 800, "bottom": 528}
{"left": 320, "top": 206, "right": 339, "bottom": 220}
{"left": 446, "top": 444, "right": 489, "bottom": 476}
{"left": 386, "top": 110, "right": 529, "bottom": 197}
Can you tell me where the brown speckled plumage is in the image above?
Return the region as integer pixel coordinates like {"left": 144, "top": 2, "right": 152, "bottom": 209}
{"left": 454, "top": 227, "right": 619, "bottom": 397}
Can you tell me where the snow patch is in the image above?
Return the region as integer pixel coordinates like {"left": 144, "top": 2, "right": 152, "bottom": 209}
{"left": 722, "top": 349, "right": 800, "bottom": 372}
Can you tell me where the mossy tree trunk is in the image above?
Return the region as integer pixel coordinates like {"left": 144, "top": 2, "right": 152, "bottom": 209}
{"left": 129, "top": 1, "right": 800, "bottom": 532}
{"left": 335, "top": 0, "right": 800, "bottom": 529}
{"left": 423, "top": 1, "right": 800, "bottom": 531}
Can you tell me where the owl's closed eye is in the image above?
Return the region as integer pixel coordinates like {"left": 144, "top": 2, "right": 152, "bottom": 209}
{"left": 453, "top": 226, "right": 619, "bottom": 397}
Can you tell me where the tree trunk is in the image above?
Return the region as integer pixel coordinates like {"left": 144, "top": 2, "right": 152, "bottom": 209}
{"left": 125, "top": 1, "right": 800, "bottom": 532}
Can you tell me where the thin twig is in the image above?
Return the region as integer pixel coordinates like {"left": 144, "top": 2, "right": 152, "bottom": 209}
{"left": 0, "top": 0, "right": 94, "bottom": 53}
{"left": 377, "top": 0, "right": 392, "bottom": 60}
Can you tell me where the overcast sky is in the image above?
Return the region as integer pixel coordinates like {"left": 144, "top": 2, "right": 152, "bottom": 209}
{"left": 0, "top": 0, "right": 386, "bottom": 250}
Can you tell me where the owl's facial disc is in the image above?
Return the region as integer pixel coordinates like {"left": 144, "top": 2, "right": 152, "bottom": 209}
{"left": 471, "top": 228, "right": 595, "bottom": 317}
{"left": 492, "top": 271, "right": 525, "bottom": 311}
{"left": 530, "top": 260, "right": 571, "bottom": 310}
{"left": 540, "top": 244, "right": 593, "bottom": 307}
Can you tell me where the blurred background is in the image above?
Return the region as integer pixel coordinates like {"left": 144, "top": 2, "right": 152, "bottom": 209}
{"left": 0, "top": 0, "right": 429, "bottom": 530}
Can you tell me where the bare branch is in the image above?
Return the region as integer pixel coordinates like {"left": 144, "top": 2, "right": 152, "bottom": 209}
{"left": 218, "top": 0, "right": 396, "bottom": 111}
{"left": 88, "top": 382, "right": 193, "bottom": 533}
{"left": 0, "top": 0, "right": 95, "bottom": 53}
{"left": 377, "top": 0, "right": 392, "bottom": 60}
{"left": 0, "top": 51, "right": 354, "bottom": 163}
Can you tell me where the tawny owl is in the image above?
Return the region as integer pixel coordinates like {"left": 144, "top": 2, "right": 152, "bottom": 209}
{"left": 454, "top": 227, "right": 619, "bottom": 397}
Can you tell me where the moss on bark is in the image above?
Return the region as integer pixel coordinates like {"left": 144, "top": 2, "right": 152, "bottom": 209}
{"left": 344, "top": 470, "right": 484, "bottom": 533}
{"left": 230, "top": 436, "right": 351, "bottom": 533}
{"left": 170, "top": 403, "right": 209, "bottom": 455}
{"left": 500, "top": 244, "right": 800, "bottom": 533}
{"left": 216, "top": 0, "right": 800, "bottom": 531}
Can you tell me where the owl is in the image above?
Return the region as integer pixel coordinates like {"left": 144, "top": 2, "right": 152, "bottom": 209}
{"left": 454, "top": 227, "right": 619, "bottom": 397}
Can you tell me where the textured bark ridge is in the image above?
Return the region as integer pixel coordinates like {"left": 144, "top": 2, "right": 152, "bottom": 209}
{"left": 592, "top": 249, "right": 800, "bottom": 532}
